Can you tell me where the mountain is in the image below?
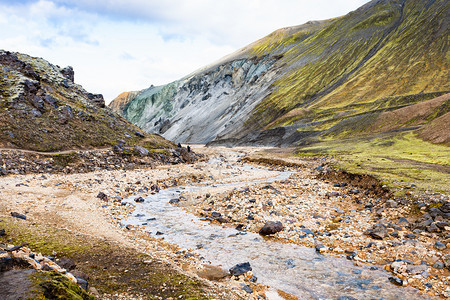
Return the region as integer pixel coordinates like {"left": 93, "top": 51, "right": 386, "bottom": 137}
{"left": 0, "top": 50, "right": 173, "bottom": 152}
{"left": 110, "top": 0, "right": 449, "bottom": 147}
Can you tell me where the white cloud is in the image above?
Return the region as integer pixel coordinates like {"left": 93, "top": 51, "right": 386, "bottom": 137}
{"left": 0, "top": 0, "right": 369, "bottom": 102}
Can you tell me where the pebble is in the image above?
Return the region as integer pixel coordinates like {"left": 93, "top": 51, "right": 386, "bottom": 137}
{"left": 434, "top": 241, "right": 446, "bottom": 250}
{"left": 10, "top": 212, "right": 26, "bottom": 220}
{"left": 432, "top": 262, "right": 445, "bottom": 269}
{"left": 388, "top": 276, "right": 403, "bottom": 286}
{"left": 134, "top": 197, "right": 145, "bottom": 203}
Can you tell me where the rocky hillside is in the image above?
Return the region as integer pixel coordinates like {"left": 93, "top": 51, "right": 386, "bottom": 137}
{"left": 110, "top": 0, "right": 449, "bottom": 146}
{"left": 0, "top": 50, "right": 173, "bottom": 151}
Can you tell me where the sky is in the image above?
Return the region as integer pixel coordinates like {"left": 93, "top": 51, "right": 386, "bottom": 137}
{"left": 0, "top": 0, "right": 369, "bottom": 102}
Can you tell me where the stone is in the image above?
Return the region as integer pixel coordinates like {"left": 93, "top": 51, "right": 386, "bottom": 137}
{"left": 56, "top": 258, "right": 76, "bottom": 271}
{"left": 315, "top": 244, "right": 328, "bottom": 253}
{"left": 434, "top": 241, "right": 446, "bottom": 250}
{"left": 259, "top": 221, "right": 283, "bottom": 236}
{"left": 112, "top": 144, "right": 124, "bottom": 153}
{"left": 210, "top": 212, "right": 222, "bottom": 219}
{"left": 338, "top": 297, "right": 358, "bottom": 300}
{"left": 241, "top": 284, "right": 253, "bottom": 293}
{"left": 229, "top": 262, "right": 252, "bottom": 276}
{"left": 432, "top": 262, "right": 444, "bottom": 269}
{"left": 0, "top": 229, "right": 5, "bottom": 236}
{"left": 442, "top": 254, "right": 450, "bottom": 270}
{"left": 439, "top": 202, "right": 450, "bottom": 213}
{"left": 196, "top": 264, "right": 229, "bottom": 281}
{"left": 134, "top": 131, "right": 145, "bottom": 138}
{"left": 10, "top": 212, "right": 26, "bottom": 220}
{"left": 388, "top": 276, "right": 403, "bottom": 286}
{"left": 134, "top": 145, "right": 149, "bottom": 156}
{"left": 96, "top": 192, "right": 107, "bottom": 201}
{"left": 404, "top": 233, "right": 416, "bottom": 239}
{"left": 134, "top": 197, "right": 145, "bottom": 203}
{"left": 427, "top": 223, "right": 439, "bottom": 232}
{"left": 299, "top": 228, "right": 314, "bottom": 238}
{"left": 385, "top": 200, "right": 398, "bottom": 208}
{"left": 60, "top": 66, "right": 74, "bottom": 81}
{"left": 391, "top": 261, "right": 407, "bottom": 274}
{"left": 366, "top": 223, "right": 388, "bottom": 240}
{"left": 74, "top": 275, "right": 88, "bottom": 290}
{"left": 65, "top": 272, "right": 77, "bottom": 284}
{"left": 407, "top": 264, "right": 428, "bottom": 275}
{"left": 436, "top": 221, "right": 448, "bottom": 229}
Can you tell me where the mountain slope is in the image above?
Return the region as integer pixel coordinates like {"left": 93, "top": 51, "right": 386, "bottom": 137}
{"left": 0, "top": 50, "right": 172, "bottom": 151}
{"left": 110, "top": 0, "right": 449, "bottom": 146}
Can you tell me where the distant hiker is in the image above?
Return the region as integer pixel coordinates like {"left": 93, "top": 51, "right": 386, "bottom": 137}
{"left": 187, "top": 145, "right": 191, "bottom": 152}
{"left": 177, "top": 143, "right": 182, "bottom": 148}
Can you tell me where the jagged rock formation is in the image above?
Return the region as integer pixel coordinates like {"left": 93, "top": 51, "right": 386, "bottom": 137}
{"left": 0, "top": 50, "right": 171, "bottom": 151}
{"left": 110, "top": 0, "right": 449, "bottom": 146}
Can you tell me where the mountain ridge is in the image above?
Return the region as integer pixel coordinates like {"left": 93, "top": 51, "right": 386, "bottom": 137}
{"left": 110, "top": 0, "right": 449, "bottom": 147}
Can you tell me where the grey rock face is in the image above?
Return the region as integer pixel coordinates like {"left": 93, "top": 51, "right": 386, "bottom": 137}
{"left": 123, "top": 56, "right": 279, "bottom": 144}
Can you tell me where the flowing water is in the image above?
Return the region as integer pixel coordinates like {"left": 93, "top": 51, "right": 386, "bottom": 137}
{"left": 122, "top": 157, "right": 433, "bottom": 300}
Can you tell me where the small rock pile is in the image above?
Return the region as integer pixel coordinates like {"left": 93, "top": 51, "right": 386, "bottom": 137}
{"left": 0, "top": 243, "right": 89, "bottom": 291}
{"left": 0, "top": 148, "right": 200, "bottom": 176}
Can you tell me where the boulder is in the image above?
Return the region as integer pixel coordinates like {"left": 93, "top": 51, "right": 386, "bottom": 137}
{"left": 259, "top": 221, "right": 283, "bottom": 236}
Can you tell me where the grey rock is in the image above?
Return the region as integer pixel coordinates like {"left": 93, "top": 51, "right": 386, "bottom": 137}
{"left": 241, "top": 284, "right": 253, "bottom": 293}
{"left": 404, "top": 233, "right": 416, "bottom": 239}
{"left": 134, "top": 145, "right": 149, "bottom": 156}
{"left": 134, "top": 131, "right": 145, "bottom": 138}
{"left": 229, "top": 262, "right": 252, "bottom": 276}
{"left": 60, "top": 66, "right": 74, "bottom": 81}
{"left": 56, "top": 258, "right": 76, "bottom": 271}
{"left": 388, "top": 276, "right": 403, "bottom": 286}
{"left": 432, "top": 262, "right": 445, "bottom": 269}
{"left": 434, "top": 241, "right": 446, "bottom": 250}
{"left": 134, "top": 197, "right": 145, "bottom": 203}
{"left": 442, "top": 254, "right": 450, "bottom": 269}
{"left": 10, "top": 212, "right": 26, "bottom": 220}
{"left": 385, "top": 200, "right": 397, "bottom": 208}
{"left": 366, "top": 223, "right": 388, "bottom": 240}
{"left": 407, "top": 264, "right": 428, "bottom": 275}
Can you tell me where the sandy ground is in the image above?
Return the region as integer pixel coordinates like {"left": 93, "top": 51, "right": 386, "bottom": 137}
{"left": 0, "top": 145, "right": 448, "bottom": 299}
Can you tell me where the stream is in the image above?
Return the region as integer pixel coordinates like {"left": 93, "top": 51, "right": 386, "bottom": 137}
{"left": 121, "top": 156, "right": 433, "bottom": 299}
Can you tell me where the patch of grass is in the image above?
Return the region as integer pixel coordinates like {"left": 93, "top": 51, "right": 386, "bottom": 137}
{"left": 295, "top": 132, "right": 450, "bottom": 193}
{"left": 29, "top": 271, "right": 94, "bottom": 300}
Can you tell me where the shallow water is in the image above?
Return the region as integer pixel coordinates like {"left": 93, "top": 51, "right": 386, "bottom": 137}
{"left": 122, "top": 160, "right": 433, "bottom": 300}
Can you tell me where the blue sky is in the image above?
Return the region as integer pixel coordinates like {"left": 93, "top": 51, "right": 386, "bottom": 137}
{"left": 0, "top": 0, "right": 369, "bottom": 102}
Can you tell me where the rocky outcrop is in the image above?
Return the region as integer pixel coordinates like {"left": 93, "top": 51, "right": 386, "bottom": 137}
{"left": 111, "top": 0, "right": 449, "bottom": 146}
{"left": 0, "top": 50, "right": 170, "bottom": 151}
{"left": 119, "top": 55, "right": 279, "bottom": 143}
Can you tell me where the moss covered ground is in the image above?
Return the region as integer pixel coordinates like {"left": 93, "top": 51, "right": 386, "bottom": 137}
{"left": 0, "top": 216, "right": 211, "bottom": 299}
{"left": 295, "top": 132, "right": 449, "bottom": 193}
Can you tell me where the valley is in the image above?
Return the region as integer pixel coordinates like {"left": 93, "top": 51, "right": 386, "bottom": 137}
{"left": 1, "top": 146, "right": 448, "bottom": 299}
